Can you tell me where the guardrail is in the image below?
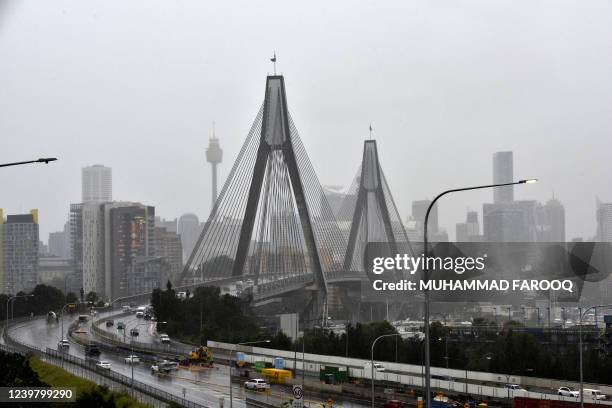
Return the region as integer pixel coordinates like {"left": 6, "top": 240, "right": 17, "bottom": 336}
{"left": 89, "top": 317, "right": 193, "bottom": 356}
{"left": 208, "top": 340, "right": 612, "bottom": 405}
{"left": 3, "top": 317, "right": 210, "bottom": 408}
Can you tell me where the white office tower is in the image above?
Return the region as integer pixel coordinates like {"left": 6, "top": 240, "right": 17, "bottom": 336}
{"left": 82, "top": 165, "right": 112, "bottom": 202}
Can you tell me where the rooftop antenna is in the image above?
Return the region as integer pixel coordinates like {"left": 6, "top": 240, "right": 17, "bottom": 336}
{"left": 369, "top": 124, "right": 373, "bottom": 139}
{"left": 270, "top": 52, "right": 277, "bottom": 75}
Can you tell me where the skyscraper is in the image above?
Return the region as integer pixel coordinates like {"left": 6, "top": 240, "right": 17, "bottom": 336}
{"left": 206, "top": 127, "right": 223, "bottom": 209}
{"left": 48, "top": 231, "right": 67, "bottom": 258}
{"left": 537, "top": 197, "right": 566, "bottom": 242}
{"left": 493, "top": 151, "right": 514, "bottom": 203}
{"left": 456, "top": 211, "right": 483, "bottom": 242}
{"left": 82, "top": 165, "right": 112, "bottom": 202}
{"left": 178, "top": 213, "right": 201, "bottom": 263}
{"left": 412, "top": 200, "right": 438, "bottom": 233}
{"left": 154, "top": 226, "right": 183, "bottom": 284}
{"left": 105, "top": 203, "right": 155, "bottom": 299}
{"left": 2, "top": 210, "right": 39, "bottom": 294}
{"left": 597, "top": 202, "right": 612, "bottom": 242}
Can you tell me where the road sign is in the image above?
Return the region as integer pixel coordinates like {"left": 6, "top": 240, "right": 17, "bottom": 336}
{"left": 292, "top": 385, "right": 303, "bottom": 408}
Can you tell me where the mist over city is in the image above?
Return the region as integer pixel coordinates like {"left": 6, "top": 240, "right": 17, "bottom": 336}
{"left": 2, "top": 2, "right": 612, "bottom": 408}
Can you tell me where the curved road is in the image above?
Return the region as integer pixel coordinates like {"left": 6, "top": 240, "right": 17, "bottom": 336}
{"left": 8, "top": 312, "right": 368, "bottom": 408}
{"left": 8, "top": 313, "right": 243, "bottom": 408}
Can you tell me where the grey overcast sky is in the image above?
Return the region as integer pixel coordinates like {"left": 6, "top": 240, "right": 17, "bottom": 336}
{"left": 1, "top": 0, "right": 611, "bottom": 242}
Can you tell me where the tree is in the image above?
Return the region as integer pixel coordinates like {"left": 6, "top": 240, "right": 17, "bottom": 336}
{"left": 66, "top": 292, "right": 78, "bottom": 304}
{"left": 86, "top": 291, "right": 98, "bottom": 303}
{"left": 0, "top": 351, "right": 47, "bottom": 387}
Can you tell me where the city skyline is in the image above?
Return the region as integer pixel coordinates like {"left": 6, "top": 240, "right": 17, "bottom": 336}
{"left": 2, "top": 1, "right": 612, "bottom": 243}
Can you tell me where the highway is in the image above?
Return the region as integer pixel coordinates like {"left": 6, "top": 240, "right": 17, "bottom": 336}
{"left": 8, "top": 314, "right": 234, "bottom": 407}
{"left": 6, "top": 311, "right": 368, "bottom": 408}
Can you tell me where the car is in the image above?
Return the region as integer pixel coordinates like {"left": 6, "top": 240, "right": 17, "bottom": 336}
{"left": 124, "top": 355, "right": 140, "bottom": 364}
{"left": 78, "top": 315, "right": 89, "bottom": 323}
{"left": 117, "top": 321, "right": 125, "bottom": 330}
{"left": 144, "top": 313, "right": 151, "bottom": 320}
{"left": 159, "top": 334, "right": 171, "bottom": 344}
{"left": 57, "top": 338, "right": 70, "bottom": 349}
{"left": 151, "top": 360, "right": 179, "bottom": 374}
{"left": 105, "top": 320, "right": 114, "bottom": 327}
{"left": 384, "top": 400, "right": 405, "bottom": 408}
{"left": 95, "top": 360, "right": 111, "bottom": 370}
{"left": 122, "top": 305, "right": 131, "bottom": 312}
{"left": 504, "top": 384, "right": 527, "bottom": 394}
{"left": 84, "top": 343, "right": 101, "bottom": 356}
{"left": 244, "top": 378, "right": 270, "bottom": 391}
{"left": 136, "top": 311, "right": 144, "bottom": 318}
{"left": 558, "top": 387, "right": 579, "bottom": 397}
{"left": 130, "top": 328, "right": 139, "bottom": 337}
{"left": 365, "top": 362, "right": 386, "bottom": 372}
{"left": 583, "top": 389, "right": 606, "bottom": 400}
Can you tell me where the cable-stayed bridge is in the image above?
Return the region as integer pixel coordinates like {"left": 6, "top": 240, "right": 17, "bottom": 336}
{"left": 180, "top": 75, "right": 412, "bottom": 319}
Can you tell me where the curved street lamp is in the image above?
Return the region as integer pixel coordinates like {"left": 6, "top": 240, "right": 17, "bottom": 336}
{"left": 0, "top": 158, "right": 57, "bottom": 168}
{"left": 371, "top": 333, "right": 401, "bottom": 408}
{"left": 423, "top": 178, "right": 537, "bottom": 408}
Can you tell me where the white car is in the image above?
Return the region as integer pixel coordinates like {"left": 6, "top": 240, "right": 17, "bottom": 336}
{"left": 504, "top": 384, "right": 527, "bottom": 395}
{"left": 365, "top": 362, "right": 386, "bottom": 372}
{"left": 57, "top": 339, "right": 70, "bottom": 349}
{"left": 96, "top": 361, "right": 111, "bottom": 370}
{"left": 136, "top": 311, "right": 144, "bottom": 318}
{"left": 583, "top": 389, "right": 606, "bottom": 400}
{"left": 124, "top": 355, "right": 140, "bottom": 364}
{"left": 558, "top": 387, "right": 579, "bottom": 397}
{"left": 244, "top": 379, "right": 270, "bottom": 391}
{"left": 159, "top": 334, "right": 171, "bottom": 344}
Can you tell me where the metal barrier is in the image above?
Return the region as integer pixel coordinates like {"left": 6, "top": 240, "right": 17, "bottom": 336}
{"left": 89, "top": 318, "right": 193, "bottom": 356}
{"left": 3, "top": 317, "right": 210, "bottom": 408}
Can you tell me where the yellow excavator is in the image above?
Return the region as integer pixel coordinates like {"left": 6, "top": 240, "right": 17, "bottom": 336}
{"left": 180, "top": 346, "right": 213, "bottom": 369}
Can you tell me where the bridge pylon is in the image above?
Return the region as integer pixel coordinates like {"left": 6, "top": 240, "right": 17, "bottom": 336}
{"left": 182, "top": 75, "right": 346, "bottom": 321}
{"left": 338, "top": 139, "right": 415, "bottom": 321}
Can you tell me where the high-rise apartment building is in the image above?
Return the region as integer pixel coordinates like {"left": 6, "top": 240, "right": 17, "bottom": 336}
{"left": 82, "top": 202, "right": 106, "bottom": 295}
{"left": 2, "top": 210, "right": 39, "bottom": 294}
{"left": 82, "top": 165, "right": 112, "bottom": 202}
{"left": 69, "top": 203, "right": 84, "bottom": 293}
{"left": 154, "top": 227, "right": 183, "bottom": 284}
{"left": 105, "top": 204, "right": 156, "bottom": 299}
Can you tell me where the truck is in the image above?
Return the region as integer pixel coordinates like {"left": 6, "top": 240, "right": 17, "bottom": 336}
{"left": 46, "top": 311, "right": 58, "bottom": 323}
{"left": 179, "top": 346, "right": 214, "bottom": 369}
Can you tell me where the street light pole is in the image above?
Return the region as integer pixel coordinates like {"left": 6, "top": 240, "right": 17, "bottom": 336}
{"left": 229, "top": 340, "right": 270, "bottom": 408}
{"left": 0, "top": 158, "right": 57, "bottom": 168}
{"left": 371, "top": 333, "right": 400, "bottom": 408}
{"left": 423, "top": 179, "right": 536, "bottom": 408}
{"left": 5, "top": 294, "right": 34, "bottom": 337}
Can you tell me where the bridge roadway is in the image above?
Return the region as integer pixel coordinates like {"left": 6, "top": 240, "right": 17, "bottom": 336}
{"left": 7, "top": 310, "right": 368, "bottom": 408}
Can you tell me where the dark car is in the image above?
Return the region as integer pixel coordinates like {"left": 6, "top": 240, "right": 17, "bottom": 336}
{"left": 105, "top": 320, "right": 114, "bottom": 327}
{"left": 144, "top": 313, "right": 152, "bottom": 320}
{"left": 384, "top": 401, "right": 405, "bottom": 408}
{"left": 130, "top": 328, "right": 140, "bottom": 337}
{"left": 85, "top": 343, "right": 101, "bottom": 357}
